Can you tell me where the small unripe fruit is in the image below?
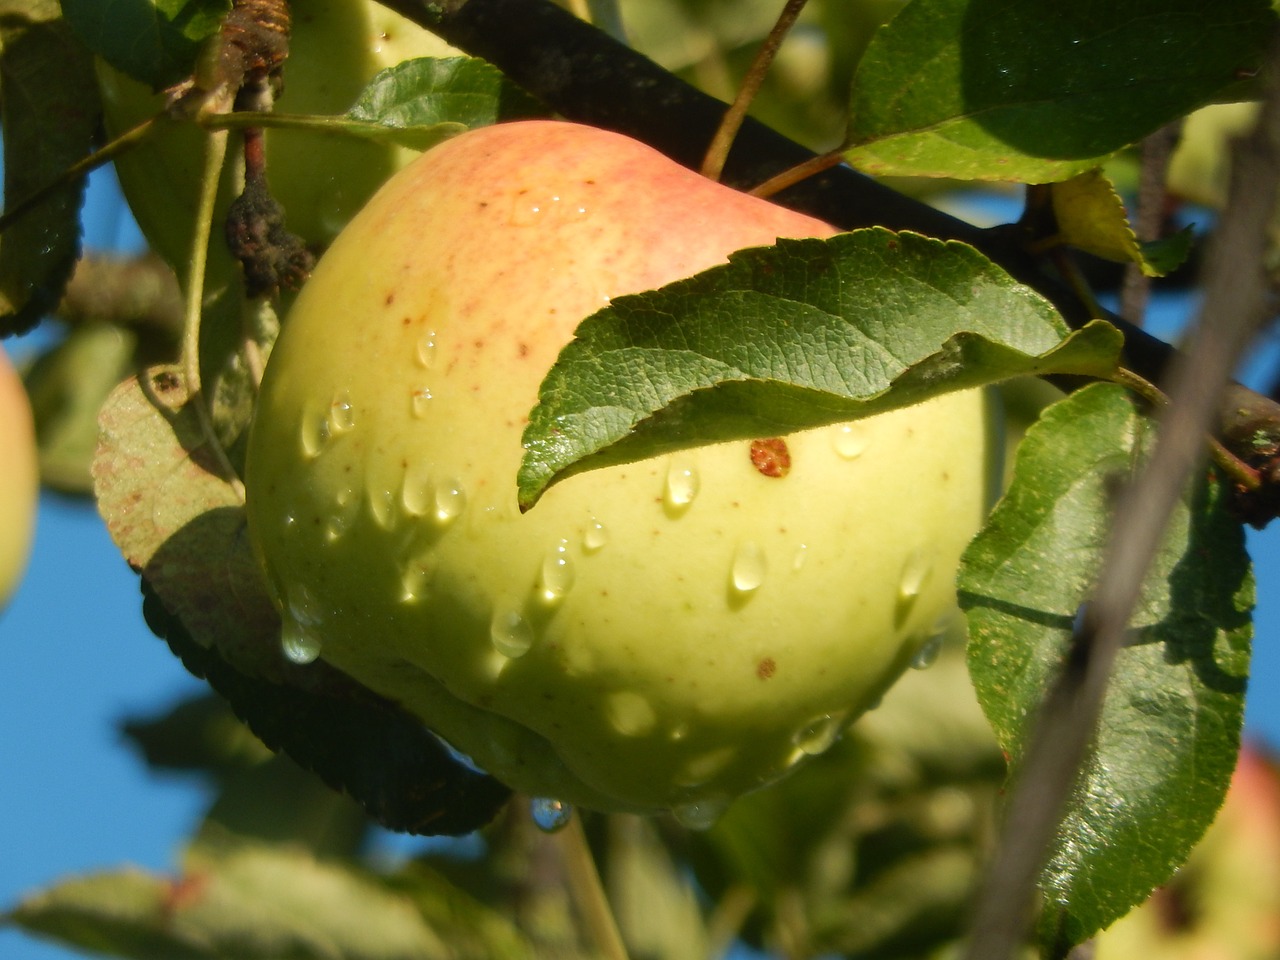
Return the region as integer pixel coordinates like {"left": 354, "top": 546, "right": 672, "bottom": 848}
{"left": 98, "top": 0, "right": 456, "bottom": 269}
{"left": 0, "top": 347, "right": 38, "bottom": 609}
{"left": 245, "top": 121, "right": 992, "bottom": 815}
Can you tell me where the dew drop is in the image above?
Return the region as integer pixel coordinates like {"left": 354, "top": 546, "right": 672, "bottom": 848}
{"left": 300, "top": 408, "right": 330, "bottom": 459}
{"left": 400, "top": 551, "right": 437, "bottom": 603}
{"left": 415, "top": 331, "right": 438, "bottom": 369}
{"left": 401, "top": 460, "right": 434, "bottom": 516}
{"left": 491, "top": 607, "right": 535, "bottom": 658}
{"left": 367, "top": 485, "right": 397, "bottom": 530}
{"left": 281, "top": 618, "right": 323, "bottom": 664}
{"left": 607, "top": 690, "right": 657, "bottom": 736}
{"left": 328, "top": 393, "right": 355, "bottom": 435}
{"left": 325, "top": 490, "right": 359, "bottom": 541}
{"left": 672, "top": 797, "right": 727, "bottom": 831}
{"left": 433, "top": 478, "right": 466, "bottom": 524}
{"left": 410, "top": 387, "right": 433, "bottom": 418}
{"left": 538, "top": 539, "right": 576, "bottom": 602}
{"left": 583, "top": 518, "right": 609, "bottom": 552}
{"left": 664, "top": 458, "right": 700, "bottom": 511}
{"left": 898, "top": 550, "right": 932, "bottom": 601}
{"left": 793, "top": 714, "right": 843, "bottom": 756}
{"left": 731, "top": 541, "right": 767, "bottom": 594}
{"left": 833, "top": 423, "right": 869, "bottom": 460}
{"left": 530, "top": 797, "right": 573, "bottom": 832}
{"left": 792, "top": 543, "right": 809, "bottom": 571}
{"left": 911, "top": 631, "right": 945, "bottom": 670}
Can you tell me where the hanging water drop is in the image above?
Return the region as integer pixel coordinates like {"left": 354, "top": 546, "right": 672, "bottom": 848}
{"left": 607, "top": 690, "right": 657, "bottom": 736}
{"left": 491, "top": 607, "right": 535, "bottom": 658}
{"left": 792, "top": 543, "right": 809, "bottom": 571}
{"left": 401, "top": 460, "right": 433, "bottom": 516}
{"left": 583, "top": 518, "right": 609, "bottom": 552}
{"left": 911, "top": 631, "right": 944, "bottom": 670}
{"left": 410, "top": 387, "right": 433, "bottom": 418}
{"left": 325, "top": 489, "right": 359, "bottom": 541}
{"left": 793, "top": 714, "right": 842, "bottom": 756}
{"left": 895, "top": 550, "right": 932, "bottom": 626}
{"left": 833, "top": 424, "right": 869, "bottom": 460}
{"left": 415, "top": 331, "right": 438, "bottom": 369}
{"left": 731, "top": 541, "right": 767, "bottom": 594}
{"left": 400, "top": 551, "right": 437, "bottom": 603}
{"left": 672, "top": 797, "right": 727, "bottom": 831}
{"left": 530, "top": 797, "right": 573, "bottom": 832}
{"left": 433, "top": 478, "right": 466, "bottom": 524}
{"left": 538, "top": 539, "right": 576, "bottom": 602}
{"left": 663, "top": 458, "right": 700, "bottom": 511}
{"left": 281, "top": 617, "right": 322, "bottom": 665}
{"left": 328, "top": 393, "right": 355, "bottom": 435}
{"left": 299, "top": 408, "right": 330, "bottom": 459}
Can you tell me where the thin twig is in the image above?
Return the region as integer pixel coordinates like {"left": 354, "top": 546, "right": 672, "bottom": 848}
{"left": 748, "top": 148, "right": 845, "bottom": 198}
{"left": 700, "top": 0, "right": 812, "bottom": 182}
{"left": 961, "top": 40, "right": 1280, "bottom": 960}
{"left": 556, "top": 815, "right": 630, "bottom": 960}
{"left": 1120, "top": 122, "right": 1183, "bottom": 326}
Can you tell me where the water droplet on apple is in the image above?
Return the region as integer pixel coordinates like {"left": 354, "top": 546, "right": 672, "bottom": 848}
{"left": 410, "top": 387, "right": 433, "bottom": 418}
{"left": 792, "top": 543, "right": 809, "bottom": 570}
{"left": 328, "top": 393, "right": 355, "bottom": 435}
{"left": 583, "top": 518, "right": 609, "bottom": 552}
{"left": 530, "top": 797, "right": 573, "bottom": 832}
{"left": 833, "top": 424, "right": 869, "bottom": 459}
{"left": 911, "top": 631, "right": 945, "bottom": 670}
{"left": 415, "top": 331, "right": 438, "bottom": 369}
{"left": 281, "top": 618, "right": 323, "bottom": 664}
{"left": 325, "top": 489, "right": 359, "bottom": 541}
{"left": 538, "top": 539, "right": 576, "bottom": 602}
{"left": 400, "top": 550, "right": 438, "bottom": 603}
{"left": 731, "top": 541, "right": 767, "bottom": 593}
{"left": 367, "top": 485, "right": 397, "bottom": 530}
{"left": 672, "top": 797, "right": 727, "bottom": 831}
{"left": 300, "top": 407, "right": 330, "bottom": 459}
{"left": 793, "top": 714, "right": 842, "bottom": 756}
{"left": 491, "top": 607, "right": 535, "bottom": 658}
{"left": 433, "top": 478, "right": 466, "bottom": 525}
{"left": 896, "top": 549, "right": 932, "bottom": 625}
{"left": 401, "top": 460, "right": 433, "bottom": 516}
{"left": 607, "top": 690, "right": 657, "bottom": 736}
{"left": 664, "top": 458, "right": 700, "bottom": 511}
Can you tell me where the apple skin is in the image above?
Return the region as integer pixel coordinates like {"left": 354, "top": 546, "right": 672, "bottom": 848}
{"left": 98, "top": 0, "right": 458, "bottom": 271}
{"left": 244, "top": 120, "right": 993, "bottom": 815}
{"left": 0, "top": 347, "right": 38, "bottom": 610}
{"left": 1094, "top": 745, "right": 1280, "bottom": 959}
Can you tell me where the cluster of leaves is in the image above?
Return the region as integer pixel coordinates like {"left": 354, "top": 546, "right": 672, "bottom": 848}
{"left": 1, "top": 0, "right": 1277, "bottom": 957}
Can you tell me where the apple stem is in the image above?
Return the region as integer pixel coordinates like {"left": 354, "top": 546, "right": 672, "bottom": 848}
{"left": 556, "top": 815, "right": 631, "bottom": 960}
{"left": 181, "top": 122, "right": 245, "bottom": 499}
{"left": 700, "top": 0, "right": 813, "bottom": 183}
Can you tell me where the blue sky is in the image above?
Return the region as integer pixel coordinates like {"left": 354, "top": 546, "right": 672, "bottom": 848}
{"left": 3, "top": 170, "right": 1280, "bottom": 960}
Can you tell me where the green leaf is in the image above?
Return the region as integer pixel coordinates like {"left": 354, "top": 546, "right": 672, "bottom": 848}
{"left": 960, "top": 383, "right": 1253, "bottom": 945}
{"left": 343, "top": 56, "right": 545, "bottom": 147}
{"left": 0, "top": 1, "right": 99, "bottom": 336}
{"left": 7, "top": 845, "right": 528, "bottom": 960}
{"left": 843, "top": 0, "right": 1276, "bottom": 182}
{"left": 62, "top": 0, "right": 229, "bottom": 90}
{"left": 1050, "top": 170, "right": 1193, "bottom": 277}
{"left": 518, "top": 228, "right": 1124, "bottom": 510}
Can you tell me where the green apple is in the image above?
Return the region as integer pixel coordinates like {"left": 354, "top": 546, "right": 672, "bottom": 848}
{"left": 98, "top": 0, "right": 458, "bottom": 271}
{"left": 1094, "top": 746, "right": 1280, "bottom": 959}
{"left": 244, "top": 120, "right": 993, "bottom": 817}
{"left": 0, "top": 346, "right": 38, "bottom": 610}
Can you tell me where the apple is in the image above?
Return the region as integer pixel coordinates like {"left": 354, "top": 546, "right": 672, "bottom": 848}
{"left": 1094, "top": 745, "right": 1280, "bottom": 959}
{"left": 244, "top": 120, "right": 993, "bottom": 817}
{"left": 97, "top": 0, "right": 459, "bottom": 271}
{"left": 0, "top": 346, "right": 38, "bottom": 610}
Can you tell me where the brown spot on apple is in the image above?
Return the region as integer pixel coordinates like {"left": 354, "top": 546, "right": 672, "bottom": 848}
{"left": 757, "top": 657, "right": 776, "bottom": 680}
{"left": 750, "top": 438, "right": 791, "bottom": 478}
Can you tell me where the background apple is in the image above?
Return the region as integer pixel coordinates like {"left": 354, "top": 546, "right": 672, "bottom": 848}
{"left": 0, "top": 347, "right": 38, "bottom": 610}
{"left": 97, "top": 0, "right": 458, "bottom": 272}
{"left": 245, "top": 120, "right": 993, "bottom": 816}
